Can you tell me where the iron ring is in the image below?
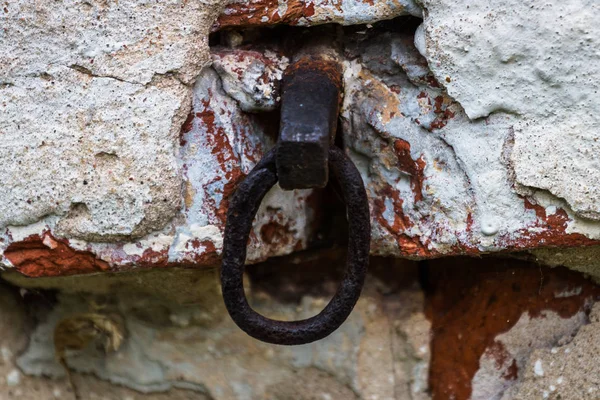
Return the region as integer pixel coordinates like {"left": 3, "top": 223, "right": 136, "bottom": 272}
{"left": 221, "top": 146, "right": 370, "bottom": 345}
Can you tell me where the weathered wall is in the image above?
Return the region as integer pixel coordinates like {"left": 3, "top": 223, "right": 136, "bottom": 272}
{"left": 3, "top": 0, "right": 600, "bottom": 399}
{"left": 3, "top": 0, "right": 600, "bottom": 277}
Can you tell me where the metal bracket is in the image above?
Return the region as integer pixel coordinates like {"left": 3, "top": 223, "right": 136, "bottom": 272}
{"left": 276, "top": 58, "right": 343, "bottom": 190}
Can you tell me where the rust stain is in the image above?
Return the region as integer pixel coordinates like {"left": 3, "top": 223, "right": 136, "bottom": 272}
{"left": 184, "top": 239, "right": 220, "bottom": 266}
{"left": 260, "top": 221, "right": 293, "bottom": 246}
{"left": 498, "top": 199, "right": 599, "bottom": 250}
{"left": 179, "top": 112, "right": 195, "bottom": 146}
{"left": 283, "top": 58, "right": 343, "bottom": 94}
{"left": 184, "top": 181, "right": 195, "bottom": 209}
{"left": 504, "top": 359, "right": 519, "bottom": 381}
{"left": 135, "top": 248, "right": 169, "bottom": 268}
{"left": 359, "top": 70, "right": 403, "bottom": 126}
{"left": 393, "top": 139, "right": 426, "bottom": 202}
{"left": 133, "top": 240, "right": 219, "bottom": 269}
{"left": 426, "top": 257, "right": 600, "bottom": 400}
{"left": 430, "top": 95, "right": 456, "bottom": 130}
{"left": 216, "top": 176, "right": 245, "bottom": 225}
{"left": 371, "top": 184, "right": 434, "bottom": 258}
{"left": 4, "top": 233, "right": 110, "bottom": 277}
{"left": 196, "top": 98, "right": 246, "bottom": 226}
{"left": 370, "top": 185, "right": 600, "bottom": 258}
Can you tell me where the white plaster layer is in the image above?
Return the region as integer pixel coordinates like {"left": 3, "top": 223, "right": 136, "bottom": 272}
{"left": 420, "top": 0, "right": 600, "bottom": 221}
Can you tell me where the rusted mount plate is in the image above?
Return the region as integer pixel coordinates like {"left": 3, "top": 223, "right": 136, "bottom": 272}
{"left": 221, "top": 146, "right": 370, "bottom": 345}
{"left": 276, "top": 58, "right": 343, "bottom": 190}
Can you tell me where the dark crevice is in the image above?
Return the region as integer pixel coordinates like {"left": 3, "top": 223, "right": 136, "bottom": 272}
{"left": 209, "top": 15, "right": 423, "bottom": 49}
{"left": 247, "top": 248, "right": 420, "bottom": 305}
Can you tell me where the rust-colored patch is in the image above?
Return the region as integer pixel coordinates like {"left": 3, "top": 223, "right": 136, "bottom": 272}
{"left": 260, "top": 221, "right": 293, "bottom": 246}
{"left": 117, "top": 240, "right": 220, "bottom": 271}
{"left": 504, "top": 359, "right": 519, "bottom": 381}
{"left": 393, "top": 139, "right": 426, "bottom": 202}
{"left": 360, "top": 70, "right": 403, "bottom": 126}
{"left": 214, "top": 0, "right": 340, "bottom": 29}
{"left": 497, "top": 199, "right": 599, "bottom": 250}
{"left": 426, "top": 257, "right": 600, "bottom": 400}
{"left": 184, "top": 239, "right": 220, "bottom": 266}
{"left": 371, "top": 184, "right": 434, "bottom": 258}
{"left": 184, "top": 181, "right": 195, "bottom": 209}
{"left": 196, "top": 98, "right": 246, "bottom": 226}
{"left": 4, "top": 233, "right": 110, "bottom": 277}
{"left": 283, "top": 58, "right": 343, "bottom": 95}
{"left": 135, "top": 248, "right": 169, "bottom": 269}
{"left": 179, "top": 112, "right": 195, "bottom": 146}
{"left": 426, "top": 75, "right": 442, "bottom": 88}
{"left": 430, "top": 95, "right": 456, "bottom": 130}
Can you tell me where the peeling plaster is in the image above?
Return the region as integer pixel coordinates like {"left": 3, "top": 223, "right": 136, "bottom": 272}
{"left": 420, "top": 0, "right": 600, "bottom": 222}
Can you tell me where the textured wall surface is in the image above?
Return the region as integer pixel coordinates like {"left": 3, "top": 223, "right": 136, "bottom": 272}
{"left": 3, "top": 0, "right": 600, "bottom": 277}
{"left": 3, "top": 1, "right": 600, "bottom": 399}
{"left": 0, "top": 0, "right": 319, "bottom": 277}
{"left": 3, "top": 255, "right": 431, "bottom": 400}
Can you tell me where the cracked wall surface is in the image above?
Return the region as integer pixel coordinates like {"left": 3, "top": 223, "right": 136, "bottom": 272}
{"left": 2, "top": 0, "right": 600, "bottom": 276}
{"left": 420, "top": 0, "right": 600, "bottom": 228}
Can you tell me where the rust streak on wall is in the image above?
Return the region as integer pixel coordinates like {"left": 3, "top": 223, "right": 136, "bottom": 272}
{"left": 4, "top": 233, "right": 110, "bottom": 277}
{"left": 393, "top": 138, "right": 426, "bottom": 202}
{"left": 214, "top": 0, "right": 329, "bottom": 30}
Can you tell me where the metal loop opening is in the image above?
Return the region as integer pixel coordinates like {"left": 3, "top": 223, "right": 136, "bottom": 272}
{"left": 221, "top": 146, "right": 370, "bottom": 345}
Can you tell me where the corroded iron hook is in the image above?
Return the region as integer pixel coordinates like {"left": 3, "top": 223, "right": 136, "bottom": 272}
{"left": 221, "top": 57, "right": 370, "bottom": 345}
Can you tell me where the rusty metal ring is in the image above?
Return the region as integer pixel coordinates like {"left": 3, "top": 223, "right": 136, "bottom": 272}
{"left": 221, "top": 146, "right": 370, "bottom": 345}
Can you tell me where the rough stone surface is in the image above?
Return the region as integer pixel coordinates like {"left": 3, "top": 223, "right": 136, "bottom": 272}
{"left": 1, "top": 0, "right": 225, "bottom": 241}
{"left": 425, "top": 258, "right": 600, "bottom": 400}
{"left": 340, "top": 23, "right": 600, "bottom": 259}
{"left": 5, "top": 1, "right": 600, "bottom": 399}
{"left": 3, "top": 255, "right": 600, "bottom": 399}
{"left": 6, "top": 256, "right": 430, "bottom": 400}
{"left": 1, "top": 3, "right": 316, "bottom": 276}
{"left": 0, "top": 0, "right": 328, "bottom": 277}
{"left": 472, "top": 311, "right": 587, "bottom": 400}
{"left": 0, "top": 281, "right": 211, "bottom": 400}
{"left": 420, "top": 0, "right": 600, "bottom": 223}
{"left": 531, "top": 246, "right": 600, "bottom": 282}
{"left": 510, "top": 303, "right": 600, "bottom": 400}
{"left": 4, "top": 0, "right": 600, "bottom": 275}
